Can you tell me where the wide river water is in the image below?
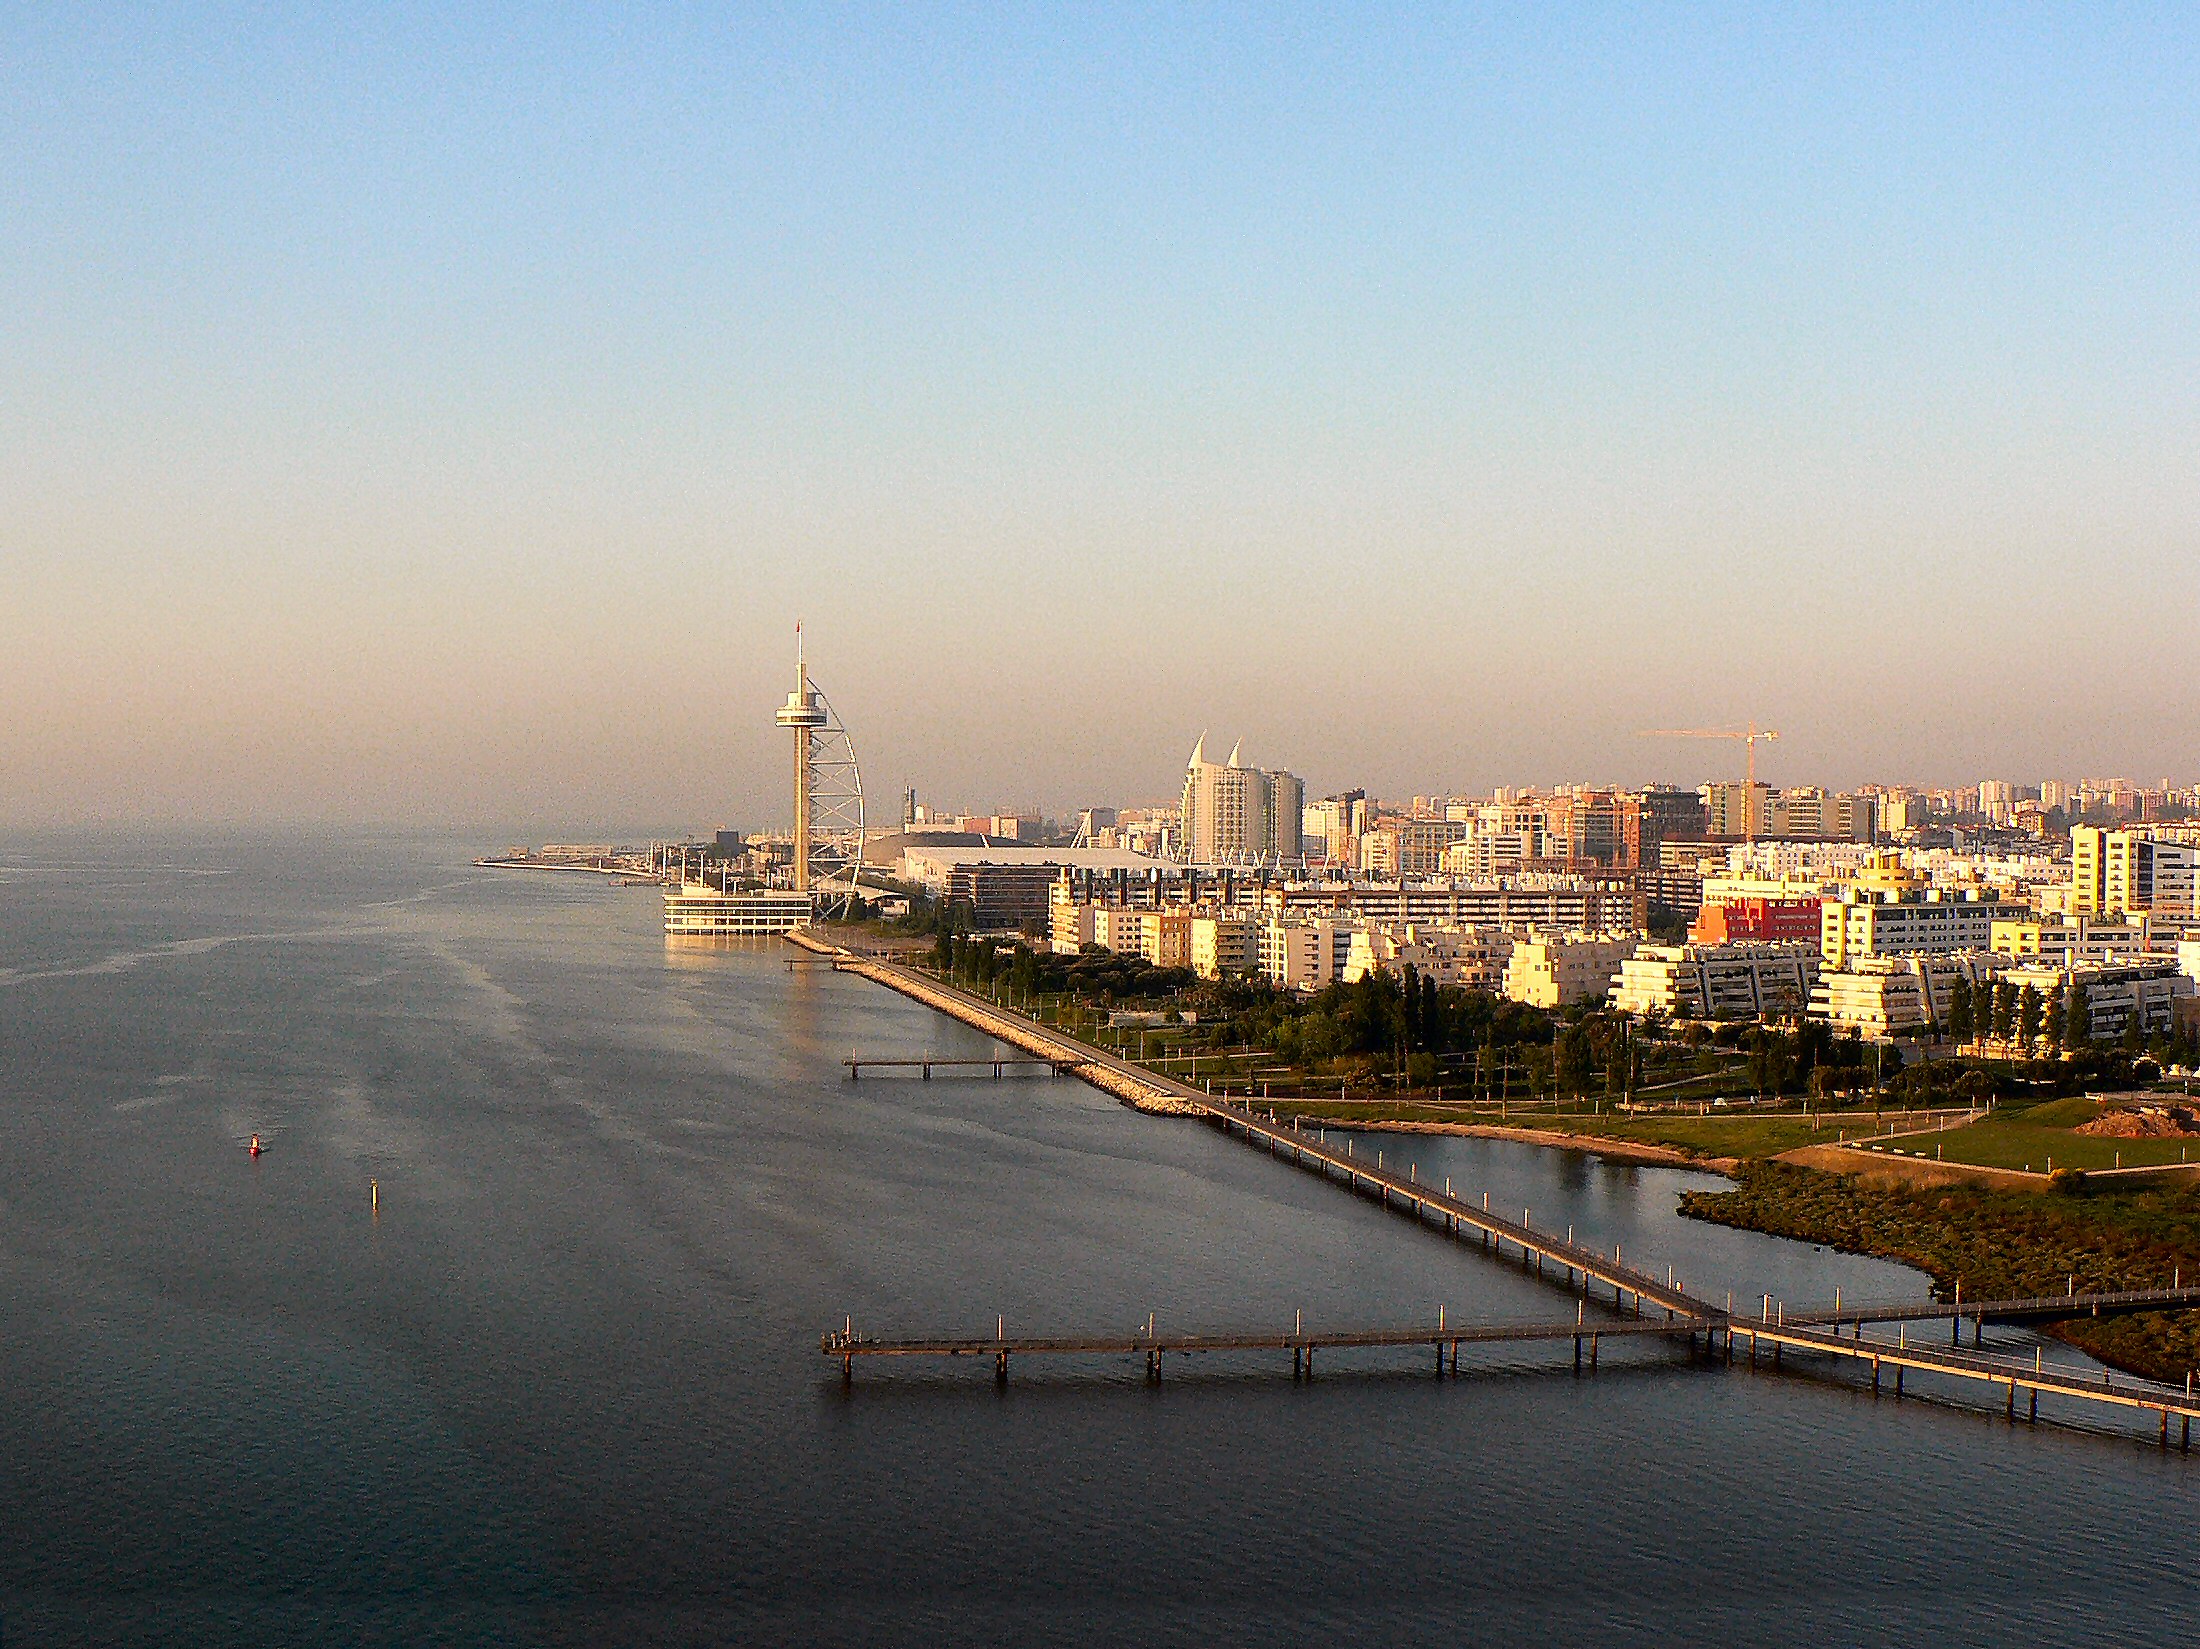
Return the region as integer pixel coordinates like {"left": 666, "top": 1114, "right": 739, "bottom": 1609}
{"left": 1, "top": 833, "right": 2193, "bottom": 1645}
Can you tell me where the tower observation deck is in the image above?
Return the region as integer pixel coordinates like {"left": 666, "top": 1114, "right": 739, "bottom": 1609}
{"left": 774, "top": 628, "right": 866, "bottom": 919}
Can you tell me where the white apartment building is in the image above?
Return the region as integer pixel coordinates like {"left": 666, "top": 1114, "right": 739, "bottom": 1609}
{"left": 2072, "top": 827, "right": 2200, "bottom": 918}
{"left": 1190, "top": 914, "right": 1258, "bottom": 980}
{"left": 1389, "top": 818, "right": 1468, "bottom": 877}
{"left": 1255, "top": 878, "right": 1644, "bottom": 932}
{"left": 1725, "top": 841, "right": 1875, "bottom": 882}
{"left": 1502, "top": 932, "right": 1640, "bottom": 1009}
{"left": 1820, "top": 855, "right": 2021, "bottom": 968}
{"left": 1343, "top": 923, "right": 1519, "bottom": 992}
{"left": 1612, "top": 942, "right": 1820, "bottom": 1021}
{"left": 2000, "top": 959, "right": 2196, "bottom": 1042}
{"left": 1302, "top": 798, "right": 1360, "bottom": 866}
{"left": 1092, "top": 905, "right": 1147, "bottom": 957}
{"left": 1089, "top": 906, "right": 1193, "bottom": 970}
{"left": 1989, "top": 914, "right": 2170, "bottom": 965}
{"left": 1810, "top": 952, "right": 2002, "bottom": 1039}
{"left": 1259, "top": 919, "right": 1364, "bottom": 994}
{"left": 1180, "top": 736, "right": 1303, "bottom": 864}
{"left": 1439, "top": 831, "right": 1543, "bottom": 877}
{"left": 1702, "top": 873, "right": 1838, "bottom": 906}
{"left": 1049, "top": 884, "right": 1099, "bottom": 954}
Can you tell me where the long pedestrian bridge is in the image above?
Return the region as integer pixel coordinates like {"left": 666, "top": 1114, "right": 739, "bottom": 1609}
{"left": 802, "top": 939, "right": 2200, "bottom": 1447}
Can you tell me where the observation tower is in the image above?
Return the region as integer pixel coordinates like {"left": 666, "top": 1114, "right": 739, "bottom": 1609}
{"left": 774, "top": 628, "right": 866, "bottom": 918}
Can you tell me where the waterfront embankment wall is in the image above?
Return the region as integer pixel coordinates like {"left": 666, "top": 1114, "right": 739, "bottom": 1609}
{"left": 785, "top": 930, "right": 1206, "bottom": 1115}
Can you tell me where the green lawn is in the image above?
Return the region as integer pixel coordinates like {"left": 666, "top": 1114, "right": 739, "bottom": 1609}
{"left": 1843, "top": 1096, "right": 2200, "bottom": 1174}
{"left": 1908, "top": 1119, "right": 2198, "bottom": 1173}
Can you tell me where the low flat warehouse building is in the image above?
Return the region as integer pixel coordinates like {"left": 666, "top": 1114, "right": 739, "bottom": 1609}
{"left": 1612, "top": 942, "right": 1819, "bottom": 1021}
{"left": 663, "top": 885, "right": 815, "bottom": 935}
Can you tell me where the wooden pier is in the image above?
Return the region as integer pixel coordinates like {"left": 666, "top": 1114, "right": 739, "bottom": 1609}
{"left": 845, "top": 1055, "right": 1090, "bottom": 1080}
{"left": 1722, "top": 1316, "right": 2200, "bottom": 1444}
{"left": 823, "top": 1311, "right": 1708, "bottom": 1384}
{"left": 1200, "top": 1100, "right": 1708, "bottom": 1319}
{"left": 1787, "top": 1283, "right": 2200, "bottom": 1338}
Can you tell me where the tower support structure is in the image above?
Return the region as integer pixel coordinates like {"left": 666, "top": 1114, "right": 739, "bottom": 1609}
{"left": 772, "top": 628, "right": 865, "bottom": 919}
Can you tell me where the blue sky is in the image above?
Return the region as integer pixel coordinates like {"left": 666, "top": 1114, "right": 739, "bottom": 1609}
{"left": 5, "top": 5, "right": 2196, "bottom": 828}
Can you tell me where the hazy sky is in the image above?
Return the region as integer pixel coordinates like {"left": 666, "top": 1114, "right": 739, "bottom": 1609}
{"left": 7, "top": 4, "right": 2197, "bottom": 833}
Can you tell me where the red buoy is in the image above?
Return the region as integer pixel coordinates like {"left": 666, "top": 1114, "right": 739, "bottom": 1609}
{"left": 249, "top": 1134, "right": 263, "bottom": 1157}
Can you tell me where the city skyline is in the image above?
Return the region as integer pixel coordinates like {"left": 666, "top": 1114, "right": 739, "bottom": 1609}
{"left": 7, "top": 5, "right": 2198, "bottom": 829}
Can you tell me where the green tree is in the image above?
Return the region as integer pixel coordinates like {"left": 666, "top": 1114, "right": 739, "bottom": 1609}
{"left": 2044, "top": 977, "right": 2067, "bottom": 1057}
{"left": 1556, "top": 1023, "right": 1593, "bottom": 1096}
{"left": 1947, "top": 977, "right": 1974, "bottom": 1043}
{"left": 2065, "top": 979, "right": 2092, "bottom": 1048}
{"left": 2017, "top": 983, "right": 2044, "bottom": 1050}
{"left": 1990, "top": 980, "right": 2017, "bottom": 1044}
{"left": 1746, "top": 1029, "right": 1793, "bottom": 1097}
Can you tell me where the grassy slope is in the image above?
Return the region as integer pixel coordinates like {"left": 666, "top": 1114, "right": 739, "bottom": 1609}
{"left": 1268, "top": 1102, "right": 1909, "bottom": 1162}
{"left": 1918, "top": 1097, "right": 2200, "bottom": 1172}
{"left": 1682, "top": 1164, "right": 2200, "bottom": 1383}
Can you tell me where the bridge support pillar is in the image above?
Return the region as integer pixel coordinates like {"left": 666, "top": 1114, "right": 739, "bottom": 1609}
{"left": 1573, "top": 1335, "right": 1581, "bottom": 1373}
{"left": 1293, "top": 1347, "right": 1302, "bottom": 1380}
{"left": 1871, "top": 1356, "right": 1880, "bottom": 1393}
{"left": 2030, "top": 1389, "right": 2038, "bottom": 1423}
{"left": 2007, "top": 1380, "right": 2016, "bottom": 1422}
{"left": 1591, "top": 1335, "right": 1599, "bottom": 1369}
{"left": 1895, "top": 1367, "right": 1904, "bottom": 1397}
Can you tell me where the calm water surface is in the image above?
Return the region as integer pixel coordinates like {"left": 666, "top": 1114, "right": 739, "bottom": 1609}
{"left": 1, "top": 833, "right": 2193, "bottom": 1645}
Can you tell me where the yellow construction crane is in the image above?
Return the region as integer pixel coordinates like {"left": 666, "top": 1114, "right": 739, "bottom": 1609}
{"left": 1639, "top": 724, "right": 1782, "bottom": 839}
{"left": 1638, "top": 723, "right": 1782, "bottom": 789}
